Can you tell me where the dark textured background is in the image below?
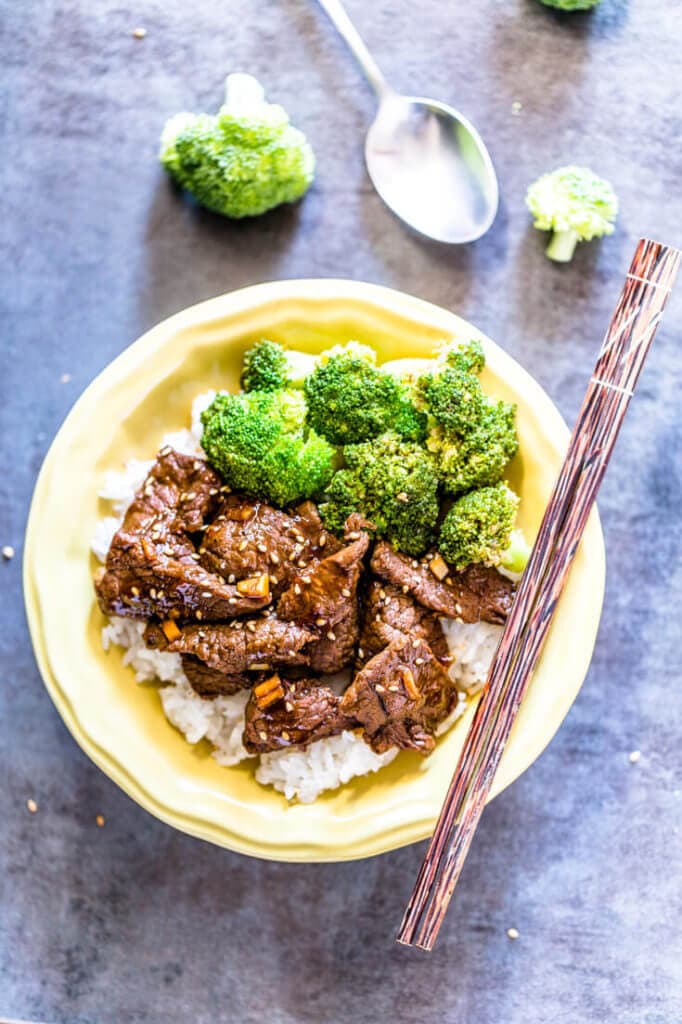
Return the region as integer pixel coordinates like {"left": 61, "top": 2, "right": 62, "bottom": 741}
{"left": 1, "top": 1, "right": 681, "bottom": 1021}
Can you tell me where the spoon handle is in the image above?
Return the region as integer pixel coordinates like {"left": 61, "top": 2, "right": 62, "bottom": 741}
{"left": 316, "top": 0, "right": 391, "bottom": 99}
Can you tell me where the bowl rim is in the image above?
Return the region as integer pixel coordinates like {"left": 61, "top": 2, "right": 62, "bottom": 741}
{"left": 23, "top": 278, "right": 605, "bottom": 862}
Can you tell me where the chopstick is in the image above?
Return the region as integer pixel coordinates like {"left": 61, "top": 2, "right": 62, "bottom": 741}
{"left": 397, "top": 238, "right": 681, "bottom": 951}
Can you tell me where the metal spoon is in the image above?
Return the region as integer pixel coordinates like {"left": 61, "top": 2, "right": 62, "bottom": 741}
{"left": 317, "top": 0, "right": 499, "bottom": 244}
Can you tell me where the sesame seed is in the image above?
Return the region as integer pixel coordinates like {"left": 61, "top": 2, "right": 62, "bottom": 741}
{"left": 149, "top": 588, "right": 157, "bottom": 599}
{"left": 315, "top": 618, "right": 326, "bottom": 627}
{"left": 412, "top": 638, "right": 422, "bottom": 648}
{"left": 270, "top": 575, "right": 278, "bottom": 585}
{"left": 507, "top": 927, "right": 519, "bottom": 940}
{"left": 238, "top": 540, "right": 248, "bottom": 551}
{"left": 294, "top": 532, "right": 305, "bottom": 543}
{"left": 402, "top": 584, "right": 410, "bottom": 594}
{"left": 511, "top": 100, "right": 523, "bottom": 116}
{"left": 357, "top": 648, "right": 364, "bottom": 659}
{"left": 455, "top": 603, "right": 463, "bottom": 615}
{"left": 132, "top": 26, "right": 147, "bottom": 38}
{"left": 27, "top": 798, "right": 38, "bottom": 813}
{"left": 257, "top": 543, "right": 267, "bottom": 554}
{"left": 2, "top": 545, "right": 15, "bottom": 560}
{"left": 96, "top": 814, "right": 105, "bottom": 827}
{"left": 228, "top": 597, "right": 237, "bottom": 604}
{"left": 415, "top": 657, "right": 424, "bottom": 665}
{"left": 375, "top": 613, "right": 382, "bottom": 621}
{"left": 629, "top": 750, "right": 641, "bottom": 764}
{"left": 259, "top": 730, "right": 267, "bottom": 741}
{"left": 281, "top": 730, "right": 290, "bottom": 741}
{"left": 285, "top": 701, "right": 294, "bottom": 712}
{"left": 388, "top": 684, "right": 399, "bottom": 692}
{"left": 411, "top": 560, "right": 419, "bottom": 569}
{"left": 341, "top": 588, "right": 351, "bottom": 598}
{"left": 327, "top": 631, "right": 336, "bottom": 641}
{"left": 294, "top": 584, "right": 301, "bottom": 595}
{"left": 270, "top": 552, "right": 280, "bottom": 565}
{"left": 375, "top": 684, "right": 385, "bottom": 693}
{"left": 60, "top": 372, "right": 71, "bottom": 383}
{"left": 379, "top": 589, "right": 386, "bottom": 599}
{"left": 196, "top": 610, "right": 203, "bottom": 620}
{"left": 228, "top": 574, "right": 236, "bottom": 583}
{"left": 201, "top": 591, "right": 212, "bottom": 599}
{"left": 246, "top": 620, "right": 256, "bottom": 632}
{"left": 319, "top": 533, "right": 327, "bottom": 547}
{"left": 130, "top": 586, "right": 140, "bottom": 597}
{"left": 347, "top": 531, "right": 361, "bottom": 540}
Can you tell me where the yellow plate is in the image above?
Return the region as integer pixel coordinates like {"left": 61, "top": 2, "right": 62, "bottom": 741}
{"left": 24, "top": 280, "right": 604, "bottom": 862}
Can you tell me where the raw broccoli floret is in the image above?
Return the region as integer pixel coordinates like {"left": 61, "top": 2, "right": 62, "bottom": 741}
{"left": 427, "top": 399, "right": 519, "bottom": 495}
{"left": 160, "top": 73, "right": 315, "bottom": 219}
{"left": 200, "top": 389, "right": 335, "bottom": 506}
{"left": 538, "top": 0, "right": 600, "bottom": 10}
{"left": 320, "top": 433, "right": 440, "bottom": 556}
{"left": 241, "top": 339, "right": 289, "bottom": 392}
{"left": 438, "top": 484, "right": 521, "bottom": 570}
{"left": 304, "top": 352, "right": 423, "bottom": 445}
{"left": 526, "top": 165, "right": 618, "bottom": 262}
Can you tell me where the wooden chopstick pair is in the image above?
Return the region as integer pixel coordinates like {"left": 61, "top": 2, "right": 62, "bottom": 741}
{"left": 398, "top": 238, "right": 681, "bottom": 951}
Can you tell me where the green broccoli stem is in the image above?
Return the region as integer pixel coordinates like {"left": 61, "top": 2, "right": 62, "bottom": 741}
{"left": 546, "top": 229, "right": 579, "bottom": 263}
{"left": 223, "top": 72, "right": 265, "bottom": 111}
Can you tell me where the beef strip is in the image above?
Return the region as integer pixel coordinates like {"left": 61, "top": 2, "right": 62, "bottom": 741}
{"left": 358, "top": 580, "right": 450, "bottom": 666}
{"left": 198, "top": 495, "right": 340, "bottom": 596}
{"left": 370, "top": 541, "right": 514, "bottom": 624}
{"left": 181, "top": 655, "right": 251, "bottom": 698}
{"left": 341, "top": 636, "right": 458, "bottom": 755}
{"left": 306, "top": 601, "right": 360, "bottom": 674}
{"left": 144, "top": 615, "right": 315, "bottom": 675}
{"left": 243, "top": 675, "right": 355, "bottom": 754}
{"left": 277, "top": 531, "right": 369, "bottom": 626}
{"left": 277, "top": 527, "right": 370, "bottom": 673}
{"left": 95, "top": 448, "right": 270, "bottom": 621}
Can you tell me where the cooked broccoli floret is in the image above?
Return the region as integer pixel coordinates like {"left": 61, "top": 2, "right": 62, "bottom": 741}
{"left": 438, "top": 484, "right": 520, "bottom": 570}
{"left": 320, "top": 433, "right": 439, "bottom": 556}
{"left": 200, "top": 389, "right": 335, "bottom": 506}
{"left": 241, "top": 339, "right": 289, "bottom": 392}
{"left": 320, "top": 341, "right": 377, "bottom": 365}
{"left": 304, "top": 353, "right": 423, "bottom": 445}
{"left": 538, "top": 0, "right": 600, "bottom": 10}
{"left": 160, "top": 73, "right": 315, "bottom": 219}
{"left": 526, "top": 165, "right": 618, "bottom": 262}
{"left": 443, "top": 339, "right": 486, "bottom": 376}
{"left": 427, "top": 399, "right": 519, "bottom": 495}
{"left": 419, "top": 366, "right": 486, "bottom": 437}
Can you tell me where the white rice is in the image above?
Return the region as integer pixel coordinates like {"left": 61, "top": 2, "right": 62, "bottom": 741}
{"left": 92, "top": 391, "right": 502, "bottom": 803}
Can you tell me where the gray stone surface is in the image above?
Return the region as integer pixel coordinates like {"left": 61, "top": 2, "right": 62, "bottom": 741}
{"left": 1, "top": 0, "right": 681, "bottom": 1021}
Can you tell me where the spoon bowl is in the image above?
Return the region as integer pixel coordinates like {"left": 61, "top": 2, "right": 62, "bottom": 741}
{"left": 365, "top": 94, "right": 499, "bottom": 243}
{"left": 317, "top": 0, "right": 499, "bottom": 244}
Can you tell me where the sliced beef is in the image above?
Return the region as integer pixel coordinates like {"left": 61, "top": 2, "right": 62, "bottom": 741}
{"left": 277, "top": 528, "right": 370, "bottom": 673}
{"left": 307, "top": 601, "right": 360, "bottom": 674}
{"left": 198, "top": 495, "right": 340, "bottom": 596}
{"left": 277, "top": 531, "right": 369, "bottom": 627}
{"left": 243, "top": 675, "right": 355, "bottom": 754}
{"left": 370, "top": 541, "right": 514, "bottom": 624}
{"left": 95, "top": 448, "right": 270, "bottom": 622}
{"left": 181, "top": 655, "right": 251, "bottom": 698}
{"left": 341, "top": 636, "right": 458, "bottom": 755}
{"left": 144, "top": 615, "right": 314, "bottom": 675}
{"left": 358, "top": 581, "right": 450, "bottom": 666}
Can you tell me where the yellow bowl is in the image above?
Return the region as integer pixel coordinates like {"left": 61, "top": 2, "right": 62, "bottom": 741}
{"left": 24, "top": 280, "right": 604, "bottom": 862}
